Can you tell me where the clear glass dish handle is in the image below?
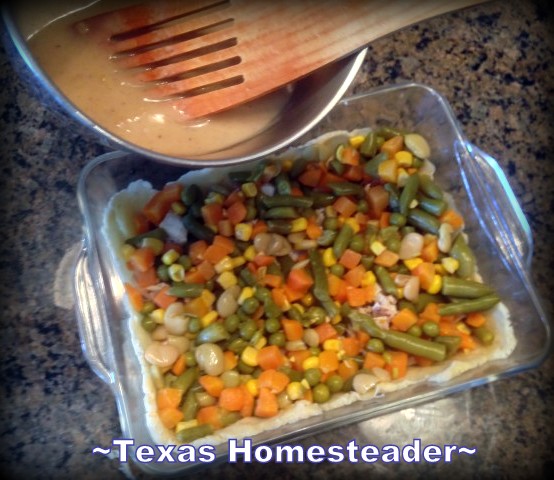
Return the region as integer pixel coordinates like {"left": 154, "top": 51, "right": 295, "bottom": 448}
{"left": 73, "top": 240, "right": 114, "bottom": 386}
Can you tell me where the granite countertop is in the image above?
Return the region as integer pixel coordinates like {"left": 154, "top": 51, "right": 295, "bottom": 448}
{"left": 0, "top": 1, "right": 552, "bottom": 478}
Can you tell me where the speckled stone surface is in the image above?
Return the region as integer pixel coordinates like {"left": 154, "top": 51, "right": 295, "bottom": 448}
{"left": 0, "top": 1, "right": 552, "bottom": 479}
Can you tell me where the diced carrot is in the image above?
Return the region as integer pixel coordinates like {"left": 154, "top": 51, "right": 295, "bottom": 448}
{"left": 199, "top": 375, "right": 225, "bottom": 398}
{"left": 157, "top": 388, "right": 184, "bottom": 409}
{"left": 184, "top": 268, "right": 206, "bottom": 284}
{"left": 257, "top": 369, "right": 290, "bottom": 394}
{"left": 374, "top": 250, "right": 399, "bottom": 267}
{"left": 438, "top": 320, "right": 459, "bottom": 337}
{"left": 385, "top": 351, "right": 408, "bottom": 379}
{"left": 217, "top": 219, "right": 234, "bottom": 237}
{"left": 363, "top": 284, "right": 376, "bottom": 303}
{"left": 132, "top": 212, "right": 150, "bottom": 235}
{"left": 419, "top": 302, "right": 441, "bottom": 323}
{"left": 196, "top": 405, "right": 222, "bottom": 429}
{"left": 298, "top": 165, "right": 323, "bottom": 187}
{"left": 143, "top": 183, "right": 183, "bottom": 225}
{"left": 158, "top": 407, "right": 184, "bottom": 429}
{"left": 459, "top": 334, "right": 478, "bottom": 350}
{"left": 251, "top": 220, "right": 268, "bottom": 237}
{"left": 421, "top": 237, "right": 439, "bottom": 263}
{"left": 412, "top": 262, "right": 435, "bottom": 290}
{"left": 314, "top": 322, "right": 338, "bottom": 344}
{"left": 218, "top": 387, "right": 245, "bottom": 412}
{"left": 197, "top": 260, "right": 216, "bottom": 281}
{"left": 240, "top": 385, "right": 255, "bottom": 418}
{"left": 344, "top": 265, "right": 366, "bottom": 288}
{"left": 343, "top": 164, "right": 363, "bottom": 182}
{"left": 201, "top": 203, "right": 224, "bottom": 227}
{"left": 356, "top": 330, "right": 370, "bottom": 347}
{"left": 282, "top": 319, "right": 303, "bottom": 341}
{"left": 171, "top": 354, "right": 187, "bottom": 377}
{"left": 188, "top": 240, "right": 208, "bottom": 265}
{"left": 271, "top": 288, "right": 290, "bottom": 311}
{"left": 333, "top": 196, "right": 358, "bottom": 217}
{"left": 466, "top": 312, "right": 486, "bottom": 328}
{"left": 391, "top": 308, "right": 419, "bottom": 332}
{"left": 379, "top": 211, "right": 391, "bottom": 228}
{"left": 366, "top": 185, "right": 389, "bottom": 218}
{"left": 338, "top": 358, "right": 359, "bottom": 380}
{"left": 289, "top": 349, "right": 311, "bottom": 371}
{"left": 213, "top": 235, "right": 235, "bottom": 253}
{"left": 413, "top": 355, "right": 434, "bottom": 367}
{"left": 286, "top": 268, "right": 314, "bottom": 293}
{"left": 223, "top": 189, "right": 244, "bottom": 208}
{"left": 253, "top": 254, "right": 276, "bottom": 267}
{"left": 306, "top": 222, "right": 323, "bottom": 240}
{"left": 227, "top": 201, "right": 247, "bottom": 225}
{"left": 303, "top": 388, "right": 313, "bottom": 403}
{"left": 254, "top": 388, "right": 279, "bottom": 418}
{"left": 346, "top": 287, "right": 369, "bottom": 307}
{"left": 380, "top": 135, "right": 404, "bottom": 157}
{"left": 128, "top": 247, "right": 155, "bottom": 273}
{"left": 440, "top": 209, "right": 464, "bottom": 230}
{"left": 339, "top": 248, "right": 362, "bottom": 270}
{"left": 203, "top": 244, "right": 230, "bottom": 265}
{"left": 263, "top": 274, "right": 283, "bottom": 288}
{"left": 327, "top": 274, "right": 347, "bottom": 301}
{"left": 133, "top": 268, "right": 158, "bottom": 288}
{"left": 338, "top": 145, "right": 360, "bottom": 166}
{"left": 124, "top": 282, "right": 144, "bottom": 312}
{"left": 257, "top": 345, "right": 286, "bottom": 371}
{"left": 283, "top": 284, "right": 305, "bottom": 303}
{"left": 182, "top": 296, "right": 209, "bottom": 318}
{"left": 342, "top": 337, "right": 361, "bottom": 356}
{"left": 223, "top": 351, "right": 238, "bottom": 371}
{"left": 363, "top": 351, "right": 386, "bottom": 370}
{"left": 153, "top": 285, "right": 177, "bottom": 310}
{"left": 318, "top": 350, "right": 339, "bottom": 373}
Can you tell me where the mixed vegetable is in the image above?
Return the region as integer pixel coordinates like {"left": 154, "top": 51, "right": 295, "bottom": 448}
{"left": 119, "top": 127, "right": 500, "bottom": 443}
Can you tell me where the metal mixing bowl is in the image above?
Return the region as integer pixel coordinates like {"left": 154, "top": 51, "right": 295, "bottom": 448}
{"left": 2, "top": 3, "right": 366, "bottom": 167}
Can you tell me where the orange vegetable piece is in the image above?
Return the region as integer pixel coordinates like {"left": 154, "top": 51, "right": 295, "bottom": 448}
{"left": 391, "top": 308, "right": 419, "bottom": 332}
{"left": 356, "top": 330, "right": 370, "bottom": 346}
{"left": 339, "top": 249, "right": 362, "bottom": 270}
{"left": 197, "top": 259, "right": 216, "bottom": 281}
{"left": 412, "top": 262, "right": 435, "bottom": 290}
{"left": 223, "top": 189, "right": 244, "bottom": 207}
{"left": 286, "top": 268, "right": 314, "bottom": 293}
{"left": 343, "top": 165, "right": 364, "bottom": 182}
{"left": 199, "top": 375, "right": 225, "bottom": 398}
{"left": 271, "top": 288, "right": 290, "bottom": 311}
{"left": 338, "top": 145, "right": 360, "bottom": 166}
{"left": 466, "top": 312, "right": 486, "bottom": 328}
{"left": 306, "top": 222, "right": 323, "bottom": 240}
{"left": 158, "top": 407, "right": 184, "bottom": 429}
{"left": 421, "top": 238, "right": 439, "bottom": 263}
{"left": 157, "top": 388, "right": 184, "bottom": 410}
{"left": 133, "top": 212, "right": 150, "bottom": 235}
{"left": 282, "top": 319, "right": 303, "bottom": 341}
{"left": 380, "top": 135, "right": 404, "bottom": 157}
{"left": 338, "top": 358, "right": 359, "bottom": 380}
{"left": 213, "top": 235, "right": 236, "bottom": 254}
{"left": 124, "top": 282, "right": 144, "bottom": 312}
{"left": 342, "top": 337, "right": 361, "bottom": 357}
{"left": 257, "top": 369, "right": 290, "bottom": 394}
{"left": 240, "top": 385, "right": 255, "bottom": 418}
{"left": 171, "top": 354, "right": 187, "bottom": 376}
{"left": 298, "top": 165, "right": 323, "bottom": 187}
{"left": 143, "top": 183, "right": 183, "bottom": 225}
{"left": 203, "top": 244, "right": 230, "bottom": 265}
{"left": 223, "top": 351, "right": 238, "bottom": 371}
{"left": 188, "top": 240, "right": 208, "bottom": 265}
{"left": 374, "top": 250, "right": 400, "bottom": 267}
{"left": 218, "top": 387, "right": 246, "bottom": 412}
{"left": 254, "top": 388, "right": 279, "bottom": 418}
{"left": 333, "top": 196, "right": 358, "bottom": 217}
{"left": 289, "top": 349, "right": 311, "bottom": 371}
{"left": 314, "top": 322, "right": 338, "bottom": 344}
{"left": 413, "top": 355, "right": 434, "bottom": 367}
{"left": 318, "top": 350, "right": 339, "bottom": 373}
{"left": 257, "top": 345, "right": 286, "bottom": 371}
{"left": 440, "top": 209, "right": 464, "bottom": 230}
{"left": 327, "top": 274, "right": 348, "bottom": 301}
{"left": 346, "top": 287, "right": 369, "bottom": 307}
{"left": 152, "top": 285, "right": 177, "bottom": 310}
{"left": 133, "top": 268, "right": 158, "bottom": 288}
{"left": 217, "top": 219, "right": 234, "bottom": 237}
{"left": 128, "top": 247, "right": 155, "bottom": 273}
{"left": 196, "top": 405, "right": 223, "bottom": 429}
{"left": 363, "top": 352, "right": 386, "bottom": 370}
{"left": 385, "top": 351, "right": 408, "bottom": 379}
{"left": 184, "top": 268, "right": 207, "bottom": 284}
{"left": 283, "top": 284, "right": 305, "bottom": 303}
{"left": 251, "top": 220, "right": 268, "bottom": 237}
{"left": 263, "top": 274, "right": 283, "bottom": 288}
{"left": 182, "top": 296, "right": 209, "bottom": 318}
{"left": 379, "top": 211, "right": 391, "bottom": 228}
{"left": 201, "top": 203, "right": 224, "bottom": 227}
{"left": 227, "top": 201, "right": 248, "bottom": 225}
{"left": 419, "top": 303, "right": 441, "bottom": 324}
{"left": 344, "top": 265, "right": 366, "bottom": 288}
{"left": 253, "top": 254, "right": 276, "bottom": 267}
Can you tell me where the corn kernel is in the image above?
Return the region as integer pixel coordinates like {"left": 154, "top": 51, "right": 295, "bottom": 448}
{"left": 403, "top": 257, "right": 423, "bottom": 271}
{"left": 325, "top": 205, "right": 337, "bottom": 218}
{"left": 434, "top": 264, "right": 446, "bottom": 275}
{"left": 301, "top": 293, "right": 314, "bottom": 308}
{"left": 241, "top": 346, "right": 259, "bottom": 367}
{"left": 370, "top": 241, "right": 386, "bottom": 256}
{"left": 395, "top": 150, "right": 414, "bottom": 167}
{"left": 441, "top": 257, "right": 460, "bottom": 274}
{"left": 302, "top": 356, "right": 320, "bottom": 371}
{"left": 361, "top": 271, "right": 376, "bottom": 287}
{"left": 396, "top": 168, "right": 410, "bottom": 188}
{"left": 291, "top": 218, "right": 308, "bottom": 233}
{"left": 141, "top": 237, "right": 165, "bottom": 255}
{"left": 245, "top": 378, "right": 259, "bottom": 397}
{"left": 244, "top": 245, "right": 257, "bottom": 261}
{"left": 291, "top": 303, "right": 305, "bottom": 315}
{"left": 201, "top": 310, "right": 218, "bottom": 328}
{"left": 426, "top": 274, "right": 443, "bottom": 294}
{"left": 201, "top": 289, "right": 216, "bottom": 307}
{"left": 231, "top": 256, "right": 246, "bottom": 269}
{"left": 377, "top": 158, "right": 398, "bottom": 183}
{"left": 238, "top": 287, "right": 255, "bottom": 305}
{"left": 343, "top": 217, "right": 361, "bottom": 234}
{"left": 214, "top": 256, "right": 234, "bottom": 274}
{"left": 397, "top": 287, "right": 404, "bottom": 299}
{"left": 286, "top": 381, "right": 305, "bottom": 401}
{"left": 331, "top": 314, "right": 342, "bottom": 325}
{"left": 162, "top": 249, "right": 180, "bottom": 265}
{"left": 217, "top": 271, "right": 238, "bottom": 289}
{"left": 300, "top": 379, "right": 311, "bottom": 390}
{"left": 176, "top": 419, "right": 199, "bottom": 433}
{"left": 323, "top": 339, "right": 341, "bottom": 351}
{"left": 241, "top": 182, "right": 258, "bottom": 198}
{"left": 322, "top": 248, "right": 337, "bottom": 267}
{"left": 254, "top": 336, "right": 267, "bottom": 350}
{"left": 171, "top": 201, "right": 187, "bottom": 216}
{"left": 349, "top": 135, "right": 365, "bottom": 148}
{"left": 168, "top": 263, "right": 185, "bottom": 282}
{"left": 235, "top": 223, "right": 253, "bottom": 241}
{"left": 151, "top": 308, "right": 165, "bottom": 324}
{"left": 121, "top": 244, "right": 135, "bottom": 261}
{"left": 457, "top": 323, "right": 471, "bottom": 335}
{"left": 409, "top": 199, "right": 419, "bottom": 209}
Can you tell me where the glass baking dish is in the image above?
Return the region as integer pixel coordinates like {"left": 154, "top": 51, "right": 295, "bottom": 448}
{"left": 73, "top": 83, "right": 551, "bottom": 476}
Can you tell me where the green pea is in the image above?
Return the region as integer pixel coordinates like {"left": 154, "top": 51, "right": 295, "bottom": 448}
{"left": 184, "top": 351, "right": 197, "bottom": 366}
{"left": 309, "top": 346, "right": 321, "bottom": 356}
{"left": 265, "top": 317, "right": 281, "bottom": 334}
{"left": 241, "top": 297, "right": 260, "bottom": 315}
{"left": 323, "top": 217, "right": 340, "bottom": 231}
{"left": 140, "top": 301, "right": 156, "bottom": 315}
{"left": 141, "top": 315, "right": 157, "bottom": 333}
{"left": 157, "top": 264, "right": 170, "bottom": 282}
{"left": 385, "top": 237, "right": 400, "bottom": 253}
{"left": 240, "top": 319, "right": 257, "bottom": 340}
{"left": 422, "top": 321, "right": 440, "bottom": 338}
{"left": 188, "top": 317, "right": 201, "bottom": 333}
{"left": 224, "top": 314, "right": 240, "bottom": 333}
{"left": 357, "top": 199, "right": 369, "bottom": 214}
{"left": 304, "top": 368, "right": 322, "bottom": 387}
{"left": 238, "top": 360, "right": 254, "bottom": 374}
{"left": 304, "top": 306, "right": 326, "bottom": 325}
{"left": 389, "top": 212, "right": 407, "bottom": 227}
{"left": 326, "top": 374, "right": 344, "bottom": 393}
{"left": 269, "top": 331, "right": 286, "bottom": 347}
{"left": 313, "top": 383, "right": 331, "bottom": 403}
{"left": 178, "top": 255, "right": 192, "bottom": 270}
{"left": 407, "top": 324, "right": 422, "bottom": 337}
{"left": 366, "top": 338, "right": 385, "bottom": 353}
{"left": 349, "top": 234, "right": 365, "bottom": 253}
{"left": 228, "top": 338, "right": 248, "bottom": 354}
{"left": 255, "top": 287, "right": 271, "bottom": 302}
{"left": 330, "top": 264, "right": 345, "bottom": 277}
{"left": 361, "top": 255, "right": 374, "bottom": 270}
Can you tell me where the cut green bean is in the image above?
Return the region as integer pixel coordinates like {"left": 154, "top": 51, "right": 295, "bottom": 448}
{"left": 126, "top": 228, "right": 167, "bottom": 248}
{"left": 309, "top": 192, "right": 336, "bottom": 208}
{"left": 275, "top": 172, "right": 292, "bottom": 195}
{"left": 364, "top": 152, "right": 389, "bottom": 177}
{"left": 441, "top": 277, "right": 495, "bottom": 298}
{"left": 176, "top": 423, "right": 214, "bottom": 443}
{"left": 168, "top": 282, "right": 205, "bottom": 298}
{"left": 416, "top": 193, "right": 447, "bottom": 217}
{"left": 399, "top": 174, "right": 420, "bottom": 215}
{"left": 196, "top": 322, "right": 230, "bottom": 344}
{"left": 450, "top": 234, "right": 476, "bottom": 279}
{"left": 266, "top": 219, "right": 294, "bottom": 235}
{"left": 317, "top": 229, "right": 337, "bottom": 247}
{"left": 332, "top": 223, "right": 354, "bottom": 259}
{"left": 181, "top": 389, "right": 199, "bottom": 421}
{"left": 374, "top": 265, "right": 398, "bottom": 298}
{"left": 228, "top": 171, "right": 250, "bottom": 184}
{"left": 172, "top": 367, "right": 198, "bottom": 393}
{"left": 181, "top": 184, "right": 201, "bottom": 206}
{"left": 263, "top": 206, "right": 298, "bottom": 219}
{"left": 435, "top": 336, "right": 461, "bottom": 356}
{"left": 414, "top": 293, "right": 445, "bottom": 313}
{"left": 182, "top": 214, "right": 215, "bottom": 242}
{"left": 473, "top": 326, "right": 495, "bottom": 345}
{"left": 260, "top": 194, "right": 313, "bottom": 209}
{"left": 419, "top": 174, "right": 444, "bottom": 200}
{"left": 407, "top": 208, "right": 441, "bottom": 234}
{"left": 360, "top": 131, "right": 378, "bottom": 157}
{"left": 438, "top": 294, "right": 500, "bottom": 316}
{"left": 328, "top": 181, "right": 364, "bottom": 196}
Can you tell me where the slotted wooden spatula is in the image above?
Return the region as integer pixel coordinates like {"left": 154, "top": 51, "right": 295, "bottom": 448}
{"left": 75, "top": 0, "right": 482, "bottom": 119}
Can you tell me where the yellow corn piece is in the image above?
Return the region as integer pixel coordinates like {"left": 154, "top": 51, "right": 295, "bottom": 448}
{"left": 343, "top": 217, "right": 361, "bottom": 234}
{"left": 235, "top": 223, "right": 253, "bottom": 241}
{"left": 231, "top": 256, "right": 246, "bottom": 269}
{"left": 457, "top": 323, "right": 472, "bottom": 335}
{"left": 245, "top": 378, "right": 259, "bottom": 397}
{"left": 349, "top": 135, "right": 365, "bottom": 148}
{"left": 409, "top": 199, "right": 419, "bottom": 209}
{"left": 243, "top": 245, "right": 257, "bottom": 261}
{"left": 395, "top": 150, "right": 414, "bottom": 167}
{"left": 162, "top": 248, "right": 180, "bottom": 265}
{"left": 217, "top": 271, "right": 238, "bottom": 289}
{"left": 396, "top": 168, "right": 410, "bottom": 188}
{"left": 238, "top": 287, "right": 255, "bottom": 305}
{"left": 302, "top": 356, "right": 320, "bottom": 371}
{"left": 361, "top": 271, "right": 376, "bottom": 287}
{"left": 434, "top": 264, "right": 446, "bottom": 275}
{"left": 378, "top": 158, "right": 398, "bottom": 183}
{"left": 151, "top": 308, "right": 165, "bottom": 324}
{"left": 403, "top": 257, "right": 423, "bottom": 271}
{"left": 441, "top": 257, "right": 460, "bottom": 274}
{"left": 291, "top": 218, "right": 308, "bottom": 233}
{"left": 323, "top": 339, "right": 341, "bottom": 351}
{"left": 322, "top": 248, "right": 337, "bottom": 267}
{"left": 141, "top": 237, "right": 165, "bottom": 255}
{"left": 121, "top": 244, "right": 135, "bottom": 261}
{"left": 286, "top": 382, "right": 305, "bottom": 401}
{"left": 176, "top": 419, "right": 199, "bottom": 433}
{"left": 426, "top": 274, "right": 442, "bottom": 294}
{"left": 300, "top": 379, "right": 311, "bottom": 390}
{"left": 215, "top": 256, "right": 234, "bottom": 273}
{"left": 370, "top": 241, "right": 386, "bottom": 256}
{"left": 254, "top": 336, "right": 267, "bottom": 350}
{"left": 331, "top": 313, "right": 342, "bottom": 325}
{"left": 168, "top": 263, "right": 185, "bottom": 282}
{"left": 241, "top": 346, "right": 259, "bottom": 367}
{"left": 201, "top": 310, "right": 218, "bottom": 328}
{"left": 301, "top": 293, "right": 314, "bottom": 308}
{"left": 201, "top": 289, "right": 216, "bottom": 308}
